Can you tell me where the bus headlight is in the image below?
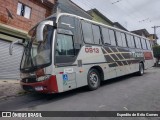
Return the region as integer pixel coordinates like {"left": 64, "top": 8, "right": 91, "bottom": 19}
{"left": 20, "top": 73, "right": 30, "bottom": 79}
{"left": 37, "top": 75, "right": 51, "bottom": 82}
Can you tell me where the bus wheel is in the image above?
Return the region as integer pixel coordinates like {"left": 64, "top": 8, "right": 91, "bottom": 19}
{"left": 137, "top": 63, "right": 144, "bottom": 76}
{"left": 87, "top": 69, "right": 100, "bottom": 90}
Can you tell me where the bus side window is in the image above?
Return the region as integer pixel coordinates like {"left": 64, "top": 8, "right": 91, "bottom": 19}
{"left": 74, "top": 18, "right": 83, "bottom": 55}
{"left": 56, "top": 34, "right": 75, "bottom": 56}
{"left": 138, "top": 37, "right": 142, "bottom": 49}
{"left": 116, "top": 31, "right": 122, "bottom": 47}
{"left": 144, "top": 39, "right": 147, "bottom": 49}
{"left": 135, "top": 37, "right": 141, "bottom": 49}
{"left": 92, "top": 25, "right": 102, "bottom": 44}
{"left": 131, "top": 35, "right": 135, "bottom": 48}
{"left": 81, "top": 21, "right": 94, "bottom": 44}
{"left": 146, "top": 40, "right": 151, "bottom": 50}
{"left": 141, "top": 38, "right": 147, "bottom": 49}
{"left": 109, "top": 29, "right": 116, "bottom": 46}
{"left": 58, "top": 16, "right": 75, "bottom": 30}
{"left": 59, "top": 16, "right": 82, "bottom": 56}
{"left": 121, "top": 33, "right": 127, "bottom": 47}
{"left": 135, "top": 37, "right": 138, "bottom": 48}
{"left": 101, "top": 27, "right": 110, "bottom": 45}
{"left": 126, "top": 34, "right": 131, "bottom": 47}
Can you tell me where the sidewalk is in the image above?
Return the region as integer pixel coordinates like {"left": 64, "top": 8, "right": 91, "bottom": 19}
{"left": 0, "top": 79, "right": 27, "bottom": 100}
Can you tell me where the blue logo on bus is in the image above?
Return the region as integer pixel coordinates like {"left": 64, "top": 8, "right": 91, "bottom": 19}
{"left": 63, "top": 74, "right": 68, "bottom": 81}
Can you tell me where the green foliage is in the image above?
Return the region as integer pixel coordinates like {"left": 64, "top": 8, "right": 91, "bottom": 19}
{"left": 153, "top": 45, "right": 160, "bottom": 58}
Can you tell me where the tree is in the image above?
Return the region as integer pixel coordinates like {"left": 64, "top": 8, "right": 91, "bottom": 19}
{"left": 153, "top": 45, "right": 160, "bottom": 66}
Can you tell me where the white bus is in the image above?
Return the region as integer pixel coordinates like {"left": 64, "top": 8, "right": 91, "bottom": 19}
{"left": 10, "top": 13, "right": 154, "bottom": 93}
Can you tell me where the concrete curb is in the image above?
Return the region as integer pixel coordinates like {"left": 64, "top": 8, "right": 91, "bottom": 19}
{"left": 0, "top": 80, "right": 29, "bottom": 101}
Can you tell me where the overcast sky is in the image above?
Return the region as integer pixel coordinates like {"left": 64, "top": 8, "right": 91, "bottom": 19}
{"left": 72, "top": 0, "right": 160, "bottom": 44}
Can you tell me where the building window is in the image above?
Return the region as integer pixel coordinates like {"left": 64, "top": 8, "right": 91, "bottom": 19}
{"left": 17, "top": 2, "right": 31, "bottom": 19}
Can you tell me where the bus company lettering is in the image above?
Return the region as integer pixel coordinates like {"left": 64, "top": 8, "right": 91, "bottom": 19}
{"left": 131, "top": 52, "right": 143, "bottom": 58}
{"left": 85, "top": 47, "right": 99, "bottom": 53}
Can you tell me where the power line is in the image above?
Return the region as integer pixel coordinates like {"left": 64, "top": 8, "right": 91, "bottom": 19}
{"left": 79, "top": 0, "right": 117, "bottom": 20}
{"left": 111, "top": 0, "right": 123, "bottom": 4}
{"left": 72, "top": 0, "right": 156, "bottom": 31}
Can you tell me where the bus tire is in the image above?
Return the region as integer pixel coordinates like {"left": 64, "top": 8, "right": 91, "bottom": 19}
{"left": 87, "top": 69, "right": 100, "bottom": 90}
{"left": 137, "top": 63, "right": 144, "bottom": 76}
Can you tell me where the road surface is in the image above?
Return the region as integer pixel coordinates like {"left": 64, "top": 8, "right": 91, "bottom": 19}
{"left": 0, "top": 67, "right": 160, "bottom": 120}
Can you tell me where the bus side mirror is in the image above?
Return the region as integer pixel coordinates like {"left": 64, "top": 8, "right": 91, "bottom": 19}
{"left": 9, "top": 40, "right": 21, "bottom": 55}
{"left": 36, "top": 24, "right": 45, "bottom": 42}
{"left": 36, "top": 20, "right": 54, "bottom": 42}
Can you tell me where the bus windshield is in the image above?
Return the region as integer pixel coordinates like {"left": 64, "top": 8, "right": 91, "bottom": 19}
{"left": 20, "top": 25, "right": 53, "bottom": 72}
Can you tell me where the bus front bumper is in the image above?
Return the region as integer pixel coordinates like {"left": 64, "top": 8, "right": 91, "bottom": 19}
{"left": 20, "top": 75, "right": 58, "bottom": 94}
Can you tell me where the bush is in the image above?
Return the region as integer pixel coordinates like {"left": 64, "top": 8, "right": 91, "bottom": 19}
{"left": 153, "top": 45, "right": 160, "bottom": 66}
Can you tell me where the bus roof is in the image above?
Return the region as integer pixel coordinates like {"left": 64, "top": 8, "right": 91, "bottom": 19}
{"left": 56, "top": 13, "right": 150, "bottom": 41}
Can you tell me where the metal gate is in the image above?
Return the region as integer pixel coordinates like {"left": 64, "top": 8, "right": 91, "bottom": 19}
{"left": 0, "top": 39, "right": 23, "bottom": 79}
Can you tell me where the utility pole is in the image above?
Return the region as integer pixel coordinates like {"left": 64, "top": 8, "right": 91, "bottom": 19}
{"left": 151, "top": 26, "right": 160, "bottom": 44}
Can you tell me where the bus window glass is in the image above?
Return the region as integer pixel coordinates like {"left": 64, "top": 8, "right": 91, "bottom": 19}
{"left": 56, "top": 34, "right": 75, "bottom": 56}
{"left": 102, "top": 27, "right": 110, "bottom": 44}
{"left": 121, "top": 33, "right": 127, "bottom": 47}
{"left": 81, "top": 21, "right": 94, "bottom": 44}
{"left": 138, "top": 37, "right": 142, "bottom": 49}
{"left": 150, "top": 41, "right": 153, "bottom": 48}
{"left": 146, "top": 40, "right": 151, "bottom": 50}
{"left": 130, "top": 35, "right": 135, "bottom": 48}
{"left": 142, "top": 38, "right": 147, "bottom": 49}
{"left": 109, "top": 29, "right": 116, "bottom": 46}
{"left": 135, "top": 37, "right": 139, "bottom": 48}
{"left": 59, "top": 16, "right": 75, "bottom": 32}
{"left": 126, "top": 34, "right": 131, "bottom": 47}
{"left": 135, "top": 37, "right": 141, "bottom": 49}
{"left": 92, "top": 25, "right": 101, "bottom": 44}
{"left": 144, "top": 39, "right": 148, "bottom": 49}
{"left": 116, "top": 31, "right": 122, "bottom": 47}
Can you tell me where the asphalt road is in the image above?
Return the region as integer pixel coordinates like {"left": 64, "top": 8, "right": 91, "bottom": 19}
{"left": 0, "top": 67, "right": 160, "bottom": 120}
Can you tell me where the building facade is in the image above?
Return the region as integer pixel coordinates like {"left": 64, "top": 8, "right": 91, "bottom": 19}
{"left": 113, "top": 22, "right": 128, "bottom": 31}
{"left": 87, "top": 8, "right": 113, "bottom": 26}
{"left": 0, "top": 0, "right": 55, "bottom": 79}
{"left": 131, "top": 29, "right": 158, "bottom": 46}
{"left": 131, "top": 29, "right": 150, "bottom": 38}
{"left": 56, "top": 0, "right": 92, "bottom": 19}
{"left": 87, "top": 8, "right": 128, "bottom": 31}
{"left": 148, "top": 34, "right": 158, "bottom": 46}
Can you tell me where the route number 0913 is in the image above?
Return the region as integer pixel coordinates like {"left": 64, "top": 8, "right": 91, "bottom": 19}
{"left": 85, "top": 48, "right": 99, "bottom": 53}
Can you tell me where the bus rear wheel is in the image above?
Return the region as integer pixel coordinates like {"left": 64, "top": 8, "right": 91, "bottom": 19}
{"left": 137, "top": 63, "right": 144, "bottom": 76}
{"left": 87, "top": 69, "right": 100, "bottom": 90}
